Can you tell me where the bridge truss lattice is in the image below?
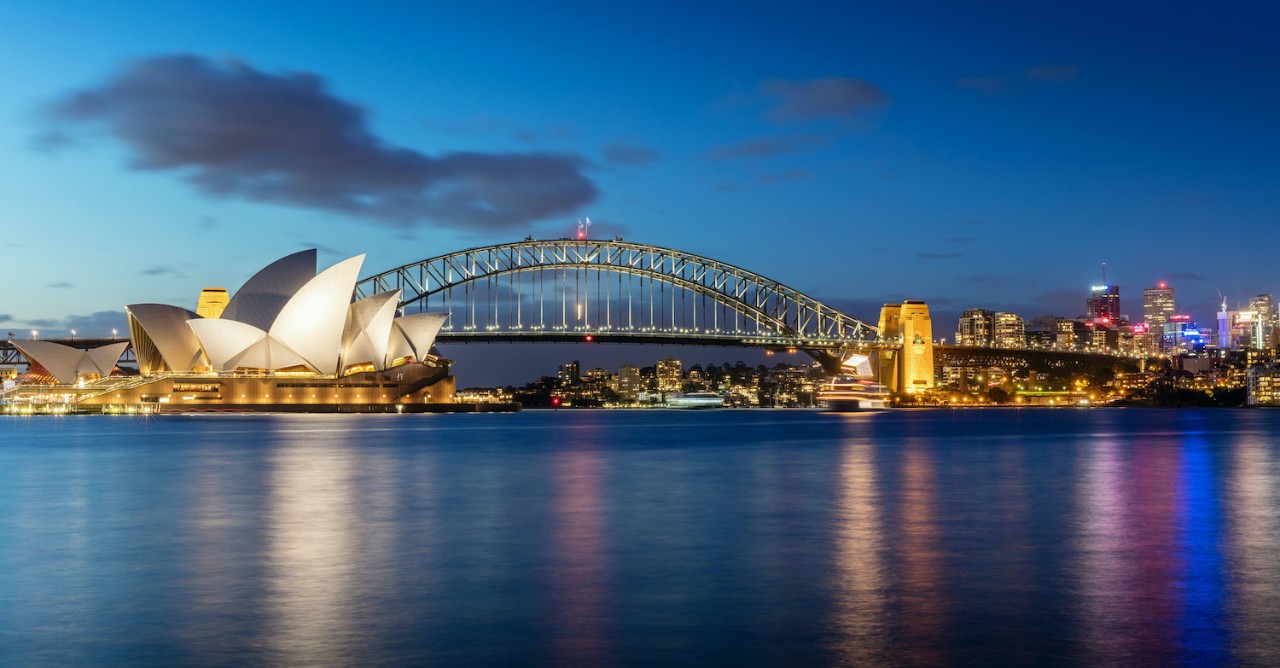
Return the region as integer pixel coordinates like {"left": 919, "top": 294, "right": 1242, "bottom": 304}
{"left": 355, "top": 239, "right": 877, "bottom": 351}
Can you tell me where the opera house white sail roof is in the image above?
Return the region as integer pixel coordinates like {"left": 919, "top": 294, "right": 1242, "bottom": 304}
{"left": 122, "top": 250, "right": 446, "bottom": 377}
{"left": 10, "top": 339, "right": 131, "bottom": 385}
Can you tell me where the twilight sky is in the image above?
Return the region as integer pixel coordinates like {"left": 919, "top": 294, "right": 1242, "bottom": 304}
{"left": 2, "top": 2, "right": 1278, "bottom": 383}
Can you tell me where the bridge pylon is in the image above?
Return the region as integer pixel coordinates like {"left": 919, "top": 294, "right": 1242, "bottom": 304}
{"left": 874, "top": 301, "right": 935, "bottom": 394}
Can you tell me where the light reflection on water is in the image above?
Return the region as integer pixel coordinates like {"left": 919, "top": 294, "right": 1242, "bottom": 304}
{"left": 1, "top": 409, "right": 1279, "bottom": 666}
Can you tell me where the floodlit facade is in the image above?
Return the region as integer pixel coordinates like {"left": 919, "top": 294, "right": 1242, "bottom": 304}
{"left": 877, "top": 301, "right": 935, "bottom": 394}
{"left": 9, "top": 339, "right": 130, "bottom": 385}
{"left": 125, "top": 251, "right": 447, "bottom": 378}
{"left": 7, "top": 249, "right": 465, "bottom": 413}
{"left": 195, "top": 288, "right": 230, "bottom": 319}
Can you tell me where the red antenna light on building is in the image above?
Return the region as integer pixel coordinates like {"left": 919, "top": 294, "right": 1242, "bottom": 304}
{"left": 576, "top": 216, "right": 592, "bottom": 240}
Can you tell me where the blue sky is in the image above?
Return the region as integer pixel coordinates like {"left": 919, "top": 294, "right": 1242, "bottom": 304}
{"left": 2, "top": 2, "right": 1278, "bottom": 382}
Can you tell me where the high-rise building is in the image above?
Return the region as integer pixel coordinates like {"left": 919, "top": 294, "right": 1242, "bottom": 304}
{"left": 1086, "top": 284, "right": 1120, "bottom": 324}
{"left": 656, "top": 356, "right": 682, "bottom": 392}
{"left": 614, "top": 364, "right": 643, "bottom": 401}
{"left": 955, "top": 309, "right": 994, "bottom": 346}
{"left": 1143, "top": 283, "right": 1175, "bottom": 330}
{"left": 1249, "top": 294, "right": 1277, "bottom": 349}
{"left": 877, "top": 301, "right": 934, "bottom": 394}
{"left": 993, "top": 312, "right": 1025, "bottom": 348}
{"left": 1164, "top": 315, "right": 1204, "bottom": 354}
{"left": 1056, "top": 318, "right": 1081, "bottom": 350}
{"left": 1247, "top": 365, "right": 1280, "bottom": 406}
{"left": 195, "top": 287, "right": 230, "bottom": 319}
{"left": 557, "top": 360, "right": 581, "bottom": 386}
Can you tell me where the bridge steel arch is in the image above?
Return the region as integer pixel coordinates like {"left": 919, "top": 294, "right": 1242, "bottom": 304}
{"left": 355, "top": 239, "right": 877, "bottom": 351}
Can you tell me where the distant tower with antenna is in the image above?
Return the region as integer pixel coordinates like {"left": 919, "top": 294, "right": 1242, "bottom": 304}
{"left": 1086, "top": 261, "right": 1120, "bottom": 324}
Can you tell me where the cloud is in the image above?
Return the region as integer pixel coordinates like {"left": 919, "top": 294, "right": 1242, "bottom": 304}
{"left": 754, "top": 169, "right": 813, "bottom": 185}
{"left": 704, "top": 134, "right": 828, "bottom": 161}
{"left": 1168, "top": 271, "right": 1208, "bottom": 282}
{"left": 759, "top": 77, "right": 887, "bottom": 123}
{"left": 1024, "top": 65, "right": 1080, "bottom": 83}
{"left": 298, "top": 241, "right": 346, "bottom": 257}
{"left": 601, "top": 140, "right": 661, "bottom": 167}
{"left": 953, "top": 77, "right": 1008, "bottom": 95}
{"left": 42, "top": 54, "right": 597, "bottom": 230}
{"left": 512, "top": 124, "right": 575, "bottom": 145}
{"left": 713, "top": 183, "right": 743, "bottom": 193}
{"left": 963, "top": 274, "right": 1037, "bottom": 289}
{"left": 141, "top": 264, "right": 182, "bottom": 276}
{"left": 955, "top": 64, "right": 1080, "bottom": 95}
{"left": 945, "top": 236, "right": 975, "bottom": 244}
{"left": 917, "top": 252, "right": 963, "bottom": 260}
{"left": 45, "top": 281, "right": 74, "bottom": 289}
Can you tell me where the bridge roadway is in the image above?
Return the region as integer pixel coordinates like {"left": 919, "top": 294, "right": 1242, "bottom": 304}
{"left": 2, "top": 335, "right": 1136, "bottom": 374}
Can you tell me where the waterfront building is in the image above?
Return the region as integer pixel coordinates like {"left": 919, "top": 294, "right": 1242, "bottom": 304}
{"left": 877, "top": 301, "right": 935, "bottom": 394}
{"left": 1087, "top": 284, "right": 1120, "bottom": 324}
{"left": 195, "top": 288, "right": 230, "bottom": 319}
{"left": 1246, "top": 365, "right": 1280, "bottom": 406}
{"left": 614, "top": 364, "right": 643, "bottom": 401}
{"left": 7, "top": 249, "right": 457, "bottom": 412}
{"left": 558, "top": 360, "right": 581, "bottom": 386}
{"left": 656, "top": 356, "right": 682, "bottom": 393}
{"left": 8, "top": 339, "right": 130, "bottom": 385}
{"left": 993, "top": 312, "right": 1025, "bottom": 348}
{"left": 955, "top": 309, "right": 994, "bottom": 346}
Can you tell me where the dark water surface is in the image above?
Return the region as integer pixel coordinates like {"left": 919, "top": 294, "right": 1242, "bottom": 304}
{"left": 2, "top": 409, "right": 1279, "bottom": 666}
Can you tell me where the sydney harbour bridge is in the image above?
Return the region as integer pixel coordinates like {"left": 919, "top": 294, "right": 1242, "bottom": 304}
{"left": 2, "top": 239, "right": 1131, "bottom": 380}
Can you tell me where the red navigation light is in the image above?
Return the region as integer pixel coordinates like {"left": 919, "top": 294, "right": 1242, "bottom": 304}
{"left": 1102, "top": 317, "right": 1110, "bottom": 324}
{"left": 1159, "top": 282, "right": 1166, "bottom": 288}
{"left": 551, "top": 396, "right": 561, "bottom": 406}
{"left": 584, "top": 334, "right": 593, "bottom": 342}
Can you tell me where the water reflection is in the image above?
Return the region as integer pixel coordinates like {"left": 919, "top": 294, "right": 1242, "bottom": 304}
{"left": 1228, "top": 433, "right": 1280, "bottom": 665}
{"left": 265, "top": 433, "right": 362, "bottom": 666}
{"left": 830, "top": 438, "right": 887, "bottom": 665}
{"left": 551, "top": 444, "right": 611, "bottom": 665}
{"left": 1077, "top": 430, "right": 1193, "bottom": 665}
{"left": 897, "top": 439, "right": 946, "bottom": 664}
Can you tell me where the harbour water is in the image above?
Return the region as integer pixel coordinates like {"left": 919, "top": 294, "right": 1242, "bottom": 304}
{"left": 2, "top": 408, "right": 1279, "bottom": 665}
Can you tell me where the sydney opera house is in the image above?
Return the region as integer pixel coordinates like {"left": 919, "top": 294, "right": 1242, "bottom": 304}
{"left": 4, "top": 250, "right": 471, "bottom": 413}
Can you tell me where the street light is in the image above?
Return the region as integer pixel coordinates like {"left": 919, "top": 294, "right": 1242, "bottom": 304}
{"left": 31, "top": 330, "right": 38, "bottom": 339}
{"left": 112, "top": 329, "right": 118, "bottom": 339}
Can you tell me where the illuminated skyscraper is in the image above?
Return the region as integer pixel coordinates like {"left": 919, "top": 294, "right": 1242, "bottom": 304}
{"left": 1249, "top": 294, "right": 1277, "bottom": 349}
{"left": 1086, "top": 285, "right": 1120, "bottom": 324}
{"left": 1143, "top": 283, "right": 1175, "bottom": 330}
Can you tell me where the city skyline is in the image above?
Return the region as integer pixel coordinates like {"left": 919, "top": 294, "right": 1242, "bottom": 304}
{"left": 2, "top": 2, "right": 1278, "bottom": 383}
